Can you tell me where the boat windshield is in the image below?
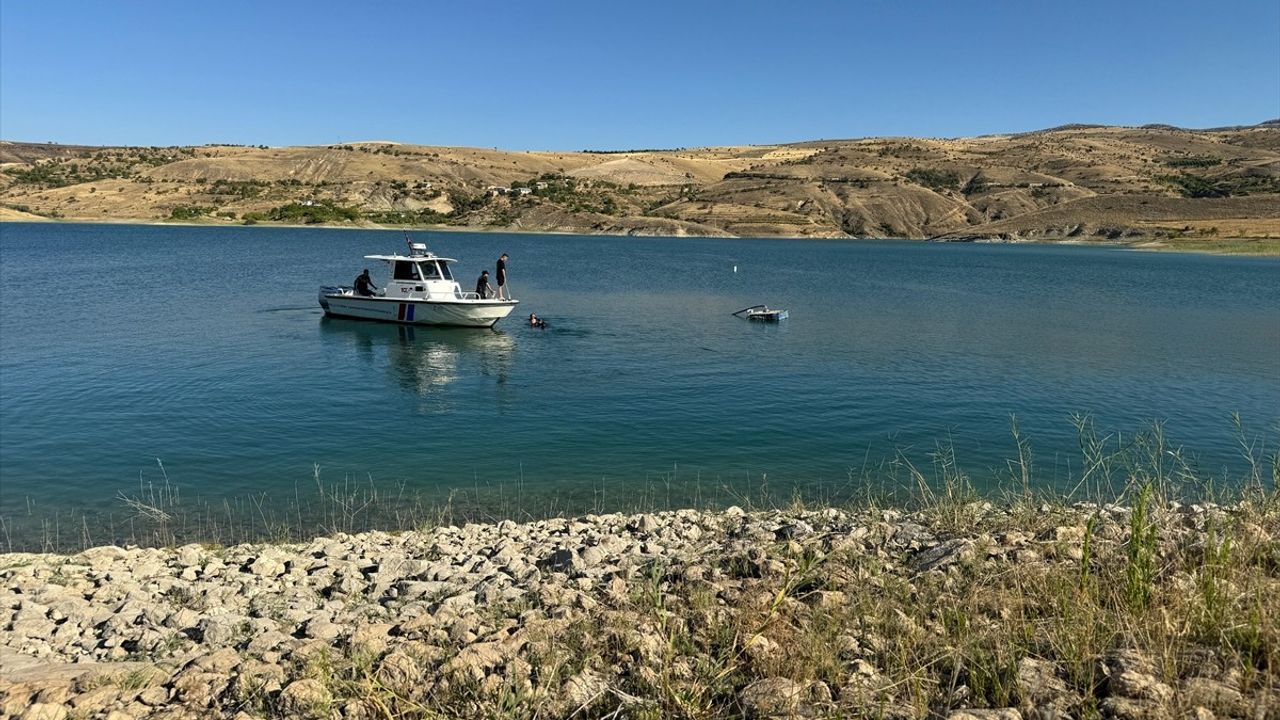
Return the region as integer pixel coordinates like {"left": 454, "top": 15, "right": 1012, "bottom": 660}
{"left": 435, "top": 261, "right": 454, "bottom": 281}
{"left": 419, "top": 261, "right": 441, "bottom": 280}
{"left": 392, "top": 261, "right": 421, "bottom": 281}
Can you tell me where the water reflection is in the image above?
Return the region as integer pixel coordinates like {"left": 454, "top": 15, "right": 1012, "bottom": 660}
{"left": 319, "top": 318, "right": 515, "bottom": 397}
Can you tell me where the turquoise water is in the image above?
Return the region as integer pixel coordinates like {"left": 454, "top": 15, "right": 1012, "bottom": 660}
{"left": 1, "top": 222, "right": 1278, "bottom": 545}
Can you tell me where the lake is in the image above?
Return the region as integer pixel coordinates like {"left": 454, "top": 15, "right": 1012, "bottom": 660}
{"left": 1, "top": 222, "right": 1277, "bottom": 548}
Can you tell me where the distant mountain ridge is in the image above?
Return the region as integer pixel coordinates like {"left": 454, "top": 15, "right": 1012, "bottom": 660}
{"left": 2, "top": 122, "right": 1277, "bottom": 244}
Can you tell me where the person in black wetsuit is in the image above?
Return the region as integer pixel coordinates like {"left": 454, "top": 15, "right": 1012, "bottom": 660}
{"left": 353, "top": 269, "right": 379, "bottom": 297}
{"left": 475, "top": 270, "right": 495, "bottom": 299}
{"left": 495, "top": 253, "right": 509, "bottom": 300}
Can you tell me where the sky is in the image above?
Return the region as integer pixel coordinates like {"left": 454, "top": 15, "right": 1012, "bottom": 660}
{"left": 2, "top": 0, "right": 1278, "bottom": 150}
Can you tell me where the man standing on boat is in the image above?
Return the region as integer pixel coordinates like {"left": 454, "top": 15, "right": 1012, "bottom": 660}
{"left": 495, "top": 253, "right": 510, "bottom": 300}
{"left": 353, "top": 269, "right": 379, "bottom": 297}
{"left": 475, "top": 270, "right": 495, "bottom": 299}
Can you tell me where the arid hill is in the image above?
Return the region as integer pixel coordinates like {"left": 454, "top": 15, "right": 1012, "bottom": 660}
{"left": 2, "top": 123, "right": 1278, "bottom": 248}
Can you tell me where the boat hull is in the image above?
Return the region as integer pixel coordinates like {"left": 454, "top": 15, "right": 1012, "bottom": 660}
{"left": 320, "top": 292, "right": 517, "bottom": 328}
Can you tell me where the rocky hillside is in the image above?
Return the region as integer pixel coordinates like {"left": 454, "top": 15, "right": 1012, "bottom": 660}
{"left": 2, "top": 122, "right": 1278, "bottom": 245}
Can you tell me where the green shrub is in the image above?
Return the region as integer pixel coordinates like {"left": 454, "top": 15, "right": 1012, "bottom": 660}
{"left": 267, "top": 202, "right": 360, "bottom": 224}
{"left": 962, "top": 176, "right": 989, "bottom": 195}
{"left": 1157, "top": 174, "right": 1218, "bottom": 198}
{"left": 1155, "top": 170, "right": 1280, "bottom": 198}
{"left": 906, "top": 167, "right": 960, "bottom": 191}
{"left": 207, "top": 179, "right": 269, "bottom": 198}
{"left": 361, "top": 209, "right": 450, "bottom": 225}
{"left": 168, "top": 205, "right": 212, "bottom": 220}
{"left": 447, "top": 191, "right": 489, "bottom": 216}
{"left": 1163, "top": 156, "right": 1221, "bottom": 168}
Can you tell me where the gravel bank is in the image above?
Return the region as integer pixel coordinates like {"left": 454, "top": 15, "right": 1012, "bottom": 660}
{"left": 2, "top": 500, "right": 1277, "bottom": 719}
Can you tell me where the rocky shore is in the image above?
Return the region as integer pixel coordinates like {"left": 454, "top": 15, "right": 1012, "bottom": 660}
{"left": 2, "top": 499, "right": 1276, "bottom": 719}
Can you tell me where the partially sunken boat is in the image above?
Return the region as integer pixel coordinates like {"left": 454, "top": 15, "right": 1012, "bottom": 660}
{"left": 319, "top": 243, "right": 517, "bottom": 328}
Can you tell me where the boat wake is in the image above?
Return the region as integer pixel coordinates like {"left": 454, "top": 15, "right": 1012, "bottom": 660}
{"left": 259, "top": 305, "right": 320, "bottom": 314}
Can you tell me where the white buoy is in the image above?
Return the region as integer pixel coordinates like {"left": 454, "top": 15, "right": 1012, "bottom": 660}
{"left": 733, "top": 265, "right": 738, "bottom": 273}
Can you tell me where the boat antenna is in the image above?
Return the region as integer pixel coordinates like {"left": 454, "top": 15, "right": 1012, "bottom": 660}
{"left": 404, "top": 230, "right": 427, "bottom": 256}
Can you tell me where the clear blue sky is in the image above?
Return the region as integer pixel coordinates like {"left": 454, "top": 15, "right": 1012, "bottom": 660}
{"left": 2, "top": 0, "right": 1277, "bottom": 150}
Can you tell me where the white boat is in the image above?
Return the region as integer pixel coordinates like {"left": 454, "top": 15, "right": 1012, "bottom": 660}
{"left": 733, "top": 304, "right": 789, "bottom": 322}
{"left": 319, "top": 243, "right": 517, "bottom": 328}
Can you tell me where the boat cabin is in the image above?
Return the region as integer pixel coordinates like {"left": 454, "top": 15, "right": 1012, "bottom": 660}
{"left": 364, "top": 252, "right": 474, "bottom": 300}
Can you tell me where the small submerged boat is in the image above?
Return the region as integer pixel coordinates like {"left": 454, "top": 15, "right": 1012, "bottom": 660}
{"left": 319, "top": 243, "right": 517, "bottom": 328}
{"left": 733, "top": 304, "right": 789, "bottom": 322}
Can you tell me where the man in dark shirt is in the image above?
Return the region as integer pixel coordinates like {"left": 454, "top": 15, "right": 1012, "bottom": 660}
{"left": 475, "top": 270, "right": 494, "bottom": 299}
{"left": 495, "top": 253, "right": 509, "bottom": 300}
{"left": 353, "top": 269, "right": 379, "bottom": 297}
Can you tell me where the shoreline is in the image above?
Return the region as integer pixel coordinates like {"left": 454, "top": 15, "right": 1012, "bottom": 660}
{"left": 3, "top": 497, "right": 1275, "bottom": 718}
{"left": 3, "top": 215, "right": 1278, "bottom": 257}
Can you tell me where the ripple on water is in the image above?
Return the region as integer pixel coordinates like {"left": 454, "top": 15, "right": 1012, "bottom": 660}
{"left": 1, "top": 224, "right": 1277, "bottom": 542}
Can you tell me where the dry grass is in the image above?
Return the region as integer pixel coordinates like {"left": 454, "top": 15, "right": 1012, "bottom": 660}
{"left": 1136, "top": 217, "right": 1280, "bottom": 239}
{"left": 256, "top": 421, "right": 1279, "bottom": 718}
{"left": 267, "top": 491, "right": 1277, "bottom": 719}
{"left": 3, "top": 420, "right": 1276, "bottom": 718}
{"left": 1132, "top": 236, "right": 1280, "bottom": 256}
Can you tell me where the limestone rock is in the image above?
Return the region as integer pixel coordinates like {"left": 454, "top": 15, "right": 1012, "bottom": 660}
{"left": 19, "top": 704, "right": 68, "bottom": 720}
{"left": 1099, "top": 696, "right": 1166, "bottom": 720}
{"left": 1108, "top": 669, "right": 1173, "bottom": 704}
{"left": 304, "top": 618, "right": 343, "bottom": 642}
{"left": 68, "top": 685, "right": 120, "bottom": 714}
{"left": 376, "top": 651, "right": 423, "bottom": 696}
{"left": 562, "top": 668, "right": 609, "bottom": 712}
{"left": 172, "top": 670, "right": 229, "bottom": 708}
{"left": 174, "top": 544, "right": 205, "bottom": 568}
{"left": 948, "top": 710, "right": 1022, "bottom": 720}
{"left": 248, "top": 554, "right": 287, "bottom": 578}
{"left": 442, "top": 641, "right": 505, "bottom": 680}
{"left": 1016, "top": 656, "right": 1069, "bottom": 707}
{"left": 350, "top": 622, "right": 394, "bottom": 655}
{"left": 774, "top": 521, "right": 813, "bottom": 540}
{"left": 1184, "top": 677, "right": 1246, "bottom": 718}
{"left": 233, "top": 659, "right": 287, "bottom": 704}
{"left": 914, "top": 538, "right": 975, "bottom": 571}
{"left": 196, "top": 614, "right": 246, "bottom": 646}
{"left": 537, "top": 548, "right": 574, "bottom": 573}
{"left": 579, "top": 545, "right": 606, "bottom": 566}
{"left": 138, "top": 686, "right": 169, "bottom": 705}
{"left": 628, "top": 514, "right": 658, "bottom": 533}
{"left": 740, "top": 677, "right": 806, "bottom": 717}
{"left": 191, "top": 646, "right": 242, "bottom": 674}
{"left": 279, "top": 678, "right": 333, "bottom": 719}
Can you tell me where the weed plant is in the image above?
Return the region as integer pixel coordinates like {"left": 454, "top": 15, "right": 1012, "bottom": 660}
{"left": 1, "top": 418, "right": 1276, "bottom": 718}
